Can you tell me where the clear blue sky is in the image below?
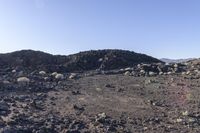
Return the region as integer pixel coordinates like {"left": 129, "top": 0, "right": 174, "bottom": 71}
{"left": 0, "top": 0, "right": 200, "bottom": 59}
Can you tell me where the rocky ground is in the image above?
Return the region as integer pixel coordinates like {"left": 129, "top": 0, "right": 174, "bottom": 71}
{"left": 0, "top": 61, "right": 200, "bottom": 133}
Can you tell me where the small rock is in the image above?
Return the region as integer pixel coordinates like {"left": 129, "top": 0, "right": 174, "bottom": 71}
{"left": 182, "top": 111, "right": 189, "bottom": 116}
{"left": 143, "top": 127, "right": 148, "bottom": 130}
{"left": 105, "top": 84, "right": 115, "bottom": 88}
{"left": 12, "top": 69, "right": 16, "bottom": 73}
{"left": 140, "top": 70, "right": 145, "bottom": 73}
{"left": 96, "top": 88, "right": 102, "bottom": 92}
{"left": 98, "top": 58, "right": 103, "bottom": 62}
{"left": 186, "top": 71, "right": 191, "bottom": 75}
{"left": 159, "top": 72, "right": 163, "bottom": 75}
{"left": 176, "top": 118, "right": 183, "bottom": 123}
{"left": 96, "top": 112, "right": 107, "bottom": 123}
{"left": 72, "top": 90, "right": 81, "bottom": 95}
{"left": 120, "top": 68, "right": 124, "bottom": 71}
{"left": 124, "top": 67, "right": 132, "bottom": 71}
{"left": 17, "top": 77, "right": 30, "bottom": 84}
{"left": 174, "top": 64, "right": 178, "bottom": 68}
{"left": 2, "top": 80, "right": 10, "bottom": 84}
{"left": 182, "top": 72, "right": 186, "bottom": 75}
{"left": 51, "top": 72, "right": 58, "bottom": 76}
{"left": 39, "top": 71, "right": 46, "bottom": 75}
{"left": 73, "top": 104, "right": 84, "bottom": 111}
{"left": 188, "top": 118, "right": 196, "bottom": 123}
{"left": 149, "top": 71, "right": 156, "bottom": 76}
{"left": 55, "top": 74, "right": 64, "bottom": 80}
{"left": 98, "top": 112, "right": 107, "bottom": 118}
{"left": 69, "top": 73, "right": 77, "bottom": 79}
{"left": 167, "top": 72, "right": 172, "bottom": 75}
{"left": 44, "top": 77, "right": 49, "bottom": 81}
{"left": 124, "top": 71, "right": 131, "bottom": 76}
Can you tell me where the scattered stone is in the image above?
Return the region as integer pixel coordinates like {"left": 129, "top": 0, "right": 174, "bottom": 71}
{"left": 73, "top": 104, "right": 84, "bottom": 112}
{"left": 2, "top": 80, "right": 10, "bottom": 84}
{"left": 17, "top": 77, "right": 30, "bottom": 84}
{"left": 96, "top": 88, "right": 102, "bottom": 92}
{"left": 96, "top": 112, "right": 107, "bottom": 122}
{"left": 186, "top": 71, "right": 191, "bottom": 75}
{"left": 188, "top": 118, "right": 196, "bottom": 123}
{"left": 159, "top": 72, "right": 163, "bottom": 75}
{"left": 124, "top": 71, "right": 131, "bottom": 76}
{"left": 124, "top": 67, "right": 132, "bottom": 71}
{"left": 98, "top": 112, "right": 107, "bottom": 118}
{"left": 182, "top": 111, "right": 189, "bottom": 116}
{"left": 174, "top": 64, "right": 178, "bottom": 68}
{"left": 98, "top": 58, "right": 103, "bottom": 62}
{"left": 149, "top": 71, "right": 156, "bottom": 76}
{"left": 140, "top": 70, "right": 145, "bottom": 74}
{"left": 12, "top": 69, "right": 16, "bottom": 73}
{"left": 55, "top": 74, "right": 64, "bottom": 80}
{"left": 51, "top": 72, "right": 58, "bottom": 76}
{"left": 176, "top": 118, "right": 183, "bottom": 123}
{"left": 72, "top": 90, "right": 81, "bottom": 95}
{"left": 182, "top": 72, "right": 186, "bottom": 75}
{"left": 39, "top": 71, "right": 46, "bottom": 75}
{"left": 167, "top": 72, "right": 172, "bottom": 75}
{"left": 69, "top": 73, "right": 77, "bottom": 79}
{"left": 143, "top": 127, "right": 148, "bottom": 130}
{"left": 44, "top": 77, "right": 49, "bottom": 81}
{"left": 105, "top": 84, "right": 115, "bottom": 88}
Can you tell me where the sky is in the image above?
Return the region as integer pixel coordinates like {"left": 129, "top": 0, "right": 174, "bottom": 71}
{"left": 0, "top": 0, "right": 200, "bottom": 59}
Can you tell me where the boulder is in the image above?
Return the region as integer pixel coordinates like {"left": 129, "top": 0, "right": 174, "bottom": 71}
{"left": 39, "top": 71, "right": 46, "bottom": 75}
{"left": 17, "top": 77, "right": 30, "bottom": 84}
{"left": 55, "top": 74, "right": 64, "bottom": 80}
{"left": 149, "top": 71, "right": 156, "bottom": 76}
{"left": 51, "top": 72, "right": 58, "bottom": 76}
{"left": 124, "top": 71, "right": 131, "bottom": 76}
{"left": 69, "top": 73, "right": 77, "bottom": 79}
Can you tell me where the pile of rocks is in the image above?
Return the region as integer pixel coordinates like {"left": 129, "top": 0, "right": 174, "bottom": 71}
{"left": 121, "top": 63, "right": 187, "bottom": 77}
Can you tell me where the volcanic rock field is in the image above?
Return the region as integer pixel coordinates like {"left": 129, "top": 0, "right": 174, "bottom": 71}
{"left": 0, "top": 50, "right": 200, "bottom": 133}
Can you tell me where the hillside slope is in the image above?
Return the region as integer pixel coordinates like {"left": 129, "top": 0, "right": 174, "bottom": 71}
{"left": 0, "top": 49, "right": 163, "bottom": 72}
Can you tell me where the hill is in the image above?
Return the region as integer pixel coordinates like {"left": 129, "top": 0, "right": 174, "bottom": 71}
{"left": 0, "top": 49, "right": 163, "bottom": 72}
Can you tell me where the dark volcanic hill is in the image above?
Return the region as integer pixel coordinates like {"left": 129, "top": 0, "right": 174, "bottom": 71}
{"left": 0, "top": 49, "right": 163, "bottom": 72}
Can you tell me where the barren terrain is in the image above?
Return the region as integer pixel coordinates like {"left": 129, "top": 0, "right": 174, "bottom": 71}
{"left": 0, "top": 50, "right": 200, "bottom": 133}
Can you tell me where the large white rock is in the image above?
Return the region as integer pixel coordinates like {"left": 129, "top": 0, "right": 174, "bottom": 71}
{"left": 3, "top": 80, "right": 10, "bottom": 84}
{"left": 55, "top": 73, "right": 64, "bottom": 80}
{"left": 186, "top": 71, "right": 191, "bottom": 75}
{"left": 149, "top": 71, "right": 156, "bottom": 76}
{"left": 69, "top": 73, "right": 77, "bottom": 79}
{"left": 12, "top": 69, "right": 16, "bottom": 73}
{"left": 124, "top": 71, "right": 131, "bottom": 76}
{"left": 174, "top": 64, "right": 178, "bottom": 68}
{"left": 159, "top": 72, "right": 163, "bottom": 75}
{"left": 125, "top": 67, "right": 132, "bottom": 71}
{"left": 17, "top": 77, "right": 30, "bottom": 84}
{"left": 51, "top": 72, "right": 58, "bottom": 76}
{"left": 39, "top": 71, "right": 46, "bottom": 75}
{"left": 140, "top": 70, "right": 145, "bottom": 74}
{"left": 167, "top": 72, "right": 172, "bottom": 75}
